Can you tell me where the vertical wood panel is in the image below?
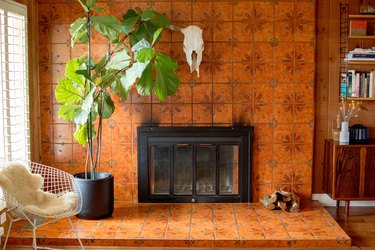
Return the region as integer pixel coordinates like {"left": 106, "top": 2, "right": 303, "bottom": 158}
{"left": 315, "top": 0, "right": 375, "bottom": 194}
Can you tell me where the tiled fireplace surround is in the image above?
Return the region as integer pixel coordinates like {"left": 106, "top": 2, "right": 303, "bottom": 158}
{"left": 39, "top": 0, "right": 315, "bottom": 203}
{"left": 6, "top": 0, "right": 346, "bottom": 248}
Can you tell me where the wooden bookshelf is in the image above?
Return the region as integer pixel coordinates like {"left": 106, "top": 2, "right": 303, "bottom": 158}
{"left": 349, "top": 14, "right": 375, "bottom": 19}
{"left": 349, "top": 35, "right": 375, "bottom": 39}
{"left": 347, "top": 60, "right": 375, "bottom": 65}
{"left": 346, "top": 97, "right": 375, "bottom": 101}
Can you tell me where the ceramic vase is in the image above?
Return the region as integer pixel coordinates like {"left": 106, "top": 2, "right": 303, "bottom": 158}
{"left": 339, "top": 121, "right": 350, "bottom": 144}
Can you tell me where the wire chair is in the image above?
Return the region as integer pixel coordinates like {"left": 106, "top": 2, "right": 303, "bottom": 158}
{"left": 0, "top": 160, "right": 84, "bottom": 250}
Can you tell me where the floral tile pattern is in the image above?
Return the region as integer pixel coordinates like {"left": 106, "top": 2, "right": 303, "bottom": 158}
{"left": 38, "top": 0, "right": 315, "bottom": 201}
{"left": 6, "top": 202, "right": 350, "bottom": 248}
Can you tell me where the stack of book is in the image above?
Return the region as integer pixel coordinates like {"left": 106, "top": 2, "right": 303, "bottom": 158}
{"left": 341, "top": 70, "right": 375, "bottom": 98}
{"left": 346, "top": 48, "right": 375, "bottom": 61}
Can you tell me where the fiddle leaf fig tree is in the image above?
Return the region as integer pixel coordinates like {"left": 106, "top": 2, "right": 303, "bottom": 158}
{"left": 55, "top": 0, "right": 180, "bottom": 179}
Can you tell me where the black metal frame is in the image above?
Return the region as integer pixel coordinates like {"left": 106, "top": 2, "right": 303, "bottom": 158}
{"left": 137, "top": 126, "right": 252, "bottom": 203}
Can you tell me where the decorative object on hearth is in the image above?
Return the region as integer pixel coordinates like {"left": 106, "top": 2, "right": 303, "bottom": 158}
{"left": 260, "top": 189, "right": 300, "bottom": 213}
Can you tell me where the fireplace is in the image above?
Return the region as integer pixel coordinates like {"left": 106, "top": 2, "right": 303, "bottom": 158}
{"left": 137, "top": 126, "right": 252, "bottom": 203}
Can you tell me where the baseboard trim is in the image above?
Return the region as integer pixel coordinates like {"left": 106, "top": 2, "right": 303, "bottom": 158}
{"left": 312, "top": 193, "right": 375, "bottom": 206}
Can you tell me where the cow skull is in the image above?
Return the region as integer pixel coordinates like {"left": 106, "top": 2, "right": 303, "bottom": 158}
{"left": 180, "top": 25, "right": 204, "bottom": 77}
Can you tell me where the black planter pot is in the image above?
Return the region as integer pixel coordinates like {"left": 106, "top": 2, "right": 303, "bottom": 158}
{"left": 74, "top": 172, "right": 114, "bottom": 220}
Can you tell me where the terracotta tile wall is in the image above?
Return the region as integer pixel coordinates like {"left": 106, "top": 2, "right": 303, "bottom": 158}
{"left": 37, "top": 0, "right": 315, "bottom": 202}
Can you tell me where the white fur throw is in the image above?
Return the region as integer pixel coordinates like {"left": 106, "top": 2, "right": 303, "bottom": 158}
{"left": 0, "top": 163, "right": 79, "bottom": 216}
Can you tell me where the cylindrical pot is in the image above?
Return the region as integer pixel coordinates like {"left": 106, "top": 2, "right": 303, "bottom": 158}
{"left": 340, "top": 121, "right": 350, "bottom": 144}
{"left": 74, "top": 172, "right": 114, "bottom": 220}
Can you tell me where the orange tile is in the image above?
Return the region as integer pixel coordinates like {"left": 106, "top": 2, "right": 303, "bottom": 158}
{"left": 213, "top": 63, "right": 233, "bottom": 83}
{"left": 213, "top": 104, "right": 232, "bottom": 124}
{"left": 51, "top": 44, "right": 70, "bottom": 64}
{"left": 50, "top": 24, "right": 70, "bottom": 44}
{"left": 172, "top": 103, "right": 192, "bottom": 124}
{"left": 233, "top": 22, "right": 253, "bottom": 42}
{"left": 213, "top": 1, "right": 233, "bottom": 21}
{"left": 165, "top": 231, "right": 190, "bottom": 240}
{"left": 192, "top": 2, "right": 212, "bottom": 22}
{"left": 171, "top": 2, "right": 192, "bottom": 22}
{"left": 90, "top": 230, "right": 117, "bottom": 239}
{"left": 213, "top": 22, "right": 233, "bottom": 42}
{"left": 115, "top": 231, "right": 141, "bottom": 239}
{"left": 95, "top": 221, "right": 123, "bottom": 232}
{"left": 139, "top": 230, "right": 165, "bottom": 239}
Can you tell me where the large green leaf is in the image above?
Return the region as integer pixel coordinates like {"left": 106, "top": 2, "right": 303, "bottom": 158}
{"left": 129, "top": 21, "right": 159, "bottom": 46}
{"left": 141, "top": 8, "right": 153, "bottom": 21}
{"left": 122, "top": 15, "right": 140, "bottom": 34}
{"left": 86, "top": 0, "right": 96, "bottom": 9}
{"left": 74, "top": 109, "right": 89, "bottom": 125}
{"left": 90, "top": 16, "right": 122, "bottom": 42}
{"left": 56, "top": 77, "right": 83, "bottom": 104}
{"left": 131, "top": 38, "right": 151, "bottom": 52}
{"left": 152, "top": 27, "right": 163, "bottom": 45}
{"left": 137, "top": 48, "right": 156, "bottom": 63}
{"left": 65, "top": 58, "right": 85, "bottom": 87}
{"left": 105, "top": 50, "right": 131, "bottom": 70}
{"left": 120, "top": 62, "right": 148, "bottom": 90}
{"left": 110, "top": 78, "right": 128, "bottom": 100}
{"left": 150, "top": 11, "right": 170, "bottom": 28}
{"left": 154, "top": 53, "right": 180, "bottom": 100}
{"left": 74, "top": 124, "right": 88, "bottom": 146}
{"left": 123, "top": 9, "right": 138, "bottom": 20}
{"left": 99, "top": 70, "right": 117, "bottom": 87}
{"left": 82, "top": 88, "right": 96, "bottom": 113}
{"left": 58, "top": 103, "right": 80, "bottom": 121}
{"left": 99, "top": 92, "right": 115, "bottom": 119}
{"left": 69, "top": 17, "right": 88, "bottom": 47}
{"left": 136, "top": 63, "right": 153, "bottom": 96}
{"left": 94, "top": 53, "right": 109, "bottom": 75}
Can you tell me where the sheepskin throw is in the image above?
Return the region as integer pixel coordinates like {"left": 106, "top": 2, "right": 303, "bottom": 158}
{"left": 0, "top": 163, "right": 79, "bottom": 216}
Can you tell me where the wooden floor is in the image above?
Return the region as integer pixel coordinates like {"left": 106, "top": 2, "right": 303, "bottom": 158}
{"left": 4, "top": 206, "right": 375, "bottom": 249}
{"left": 326, "top": 206, "right": 375, "bottom": 249}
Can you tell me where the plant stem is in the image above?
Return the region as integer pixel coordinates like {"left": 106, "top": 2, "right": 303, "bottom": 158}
{"left": 86, "top": 11, "right": 95, "bottom": 179}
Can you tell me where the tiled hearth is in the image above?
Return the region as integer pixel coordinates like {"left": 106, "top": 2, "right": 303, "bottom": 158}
{"left": 5, "top": 202, "right": 350, "bottom": 248}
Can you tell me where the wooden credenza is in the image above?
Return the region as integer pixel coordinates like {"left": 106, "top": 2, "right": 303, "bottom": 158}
{"left": 323, "top": 139, "right": 375, "bottom": 216}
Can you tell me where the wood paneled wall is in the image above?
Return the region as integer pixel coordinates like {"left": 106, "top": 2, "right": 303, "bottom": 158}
{"left": 315, "top": 0, "right": 375, "bottom": 193}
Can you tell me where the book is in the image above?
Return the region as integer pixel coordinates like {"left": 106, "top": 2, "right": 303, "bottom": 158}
{"left": 347, "top": 70, "right": 355, "bottom": 97}
{"left": 340, "top": 73, "right": 347, "bottom": 98}
{"left": 369, "top": 72, "right": 373, "bottom": 97}
{"left": 350, "top": 20, "right": 367, "bottom": 36}
{"left": 354, "top": 73, "right": 360, "bottom": 97}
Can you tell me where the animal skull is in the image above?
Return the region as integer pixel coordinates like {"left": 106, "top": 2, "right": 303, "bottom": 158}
{"left": 180, "top": 25, "right": 204, "bottom": 77}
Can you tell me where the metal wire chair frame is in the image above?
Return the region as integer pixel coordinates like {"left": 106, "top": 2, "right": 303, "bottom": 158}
{"left": 0, "top": 160, "right": 84, "bottom": 250}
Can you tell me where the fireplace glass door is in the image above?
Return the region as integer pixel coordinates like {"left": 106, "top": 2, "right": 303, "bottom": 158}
{"left": 149, "top": 143, "right": 239, "bottom": 199}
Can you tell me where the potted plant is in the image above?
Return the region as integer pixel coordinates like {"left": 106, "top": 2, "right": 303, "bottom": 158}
{"left": 55, "top": 0, "right": 180, "bottom": 219}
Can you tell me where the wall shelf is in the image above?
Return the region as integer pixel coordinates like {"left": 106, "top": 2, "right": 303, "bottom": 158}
{"left": 349, "top": 14, "right": 375, "bottom": 19}
{"left": 347, "top": 60, "right": 375, "bottom": 65}
{"left": 346, "top": 97, "right": 375, "bottom": 101}
{"left": 349, "top": 35, "right": 375, "bottom": 39}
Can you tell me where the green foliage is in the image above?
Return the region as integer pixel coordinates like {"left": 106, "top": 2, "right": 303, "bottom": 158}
{"left": 55, "top": 0, "right": 181, "bottom": 175}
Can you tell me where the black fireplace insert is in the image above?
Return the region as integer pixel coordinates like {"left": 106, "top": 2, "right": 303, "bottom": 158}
{"left": 137, "top": 126, "right": 252, "bottom": 203}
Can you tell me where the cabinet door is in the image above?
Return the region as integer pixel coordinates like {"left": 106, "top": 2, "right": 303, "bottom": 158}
{"left": 335, "top": 147, "right": 361, "bottom": 198}
{"left": 364, "top": 147, "right": 375, "bottom": 197}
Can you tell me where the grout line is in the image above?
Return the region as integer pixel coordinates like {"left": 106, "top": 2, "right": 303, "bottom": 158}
{"left": 252, "top": 203, "right": 267, "bottom": 241}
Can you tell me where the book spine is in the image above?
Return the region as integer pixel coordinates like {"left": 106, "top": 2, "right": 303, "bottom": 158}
{"left": 369, "top": 72, "right": 373, "bottom": 98}
{"left": 354, "top": 73, "right": 360, "bottom": 97}
{"left": 347, "top": 71, "right": 353, "bottom": 97}
{"left": 340, "top": 73, "right": 347, "bottom": 98}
